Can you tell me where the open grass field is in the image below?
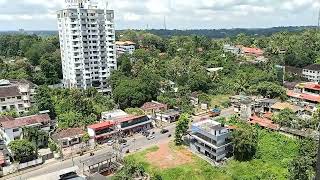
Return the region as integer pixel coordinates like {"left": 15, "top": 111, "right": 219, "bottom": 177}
{"left": 209, "top": 94, "right": 231, "bottom": 108}
{"left": 125, "top": 130, "right": 299, "bottom": 180}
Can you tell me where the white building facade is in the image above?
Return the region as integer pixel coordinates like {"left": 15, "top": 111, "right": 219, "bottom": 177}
{"left": 0, "top": 79, "right": 36, "bottom": 113}
{"left": 0, "top": 114, "right": 52, "bottom": 145}
{"left": 57, "top": 0, "right": 116, "bottom": 92}
{"left": 302, "top": 64, "right": 320, "bottom": 83}
{"left": 115, "top": 41, "right": 136, "bottom": 55}
{"left": 190, "top": 119, "right": 232, "bottom": 162}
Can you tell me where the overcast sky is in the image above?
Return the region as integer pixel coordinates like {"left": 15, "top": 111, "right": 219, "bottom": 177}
{"left": 0, "top": 0, "right": 320, "bottom": 31}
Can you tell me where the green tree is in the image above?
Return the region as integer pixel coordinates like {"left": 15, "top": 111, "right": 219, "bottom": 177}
{"left": 22, "top": 127, "right": 49, "bottom": 153}
{"left": 249, "top": 81, "right": 286, "bottom": 99}
{"left": 288, "top": 139, "right": 317, "bottom": 180}
{"left": 113, "top": 160, "right": 147, "bottom": 180}
{"left": 9, "top": 139, "right": 37, "bottom": 163}
{"left": 48, "top": 140, "right": 58, "bottom": 153}
{"left": 35, "top": 85, "right": 55, "bottom": 118}
{"left": 272, "top": 108, "right": 299, "bottom": 128}
{"left": 113, "top": 78, "right": 147, "bottom": 109}
{"left": 57, "top": 111, "right": 83, "bottom": 129}
{"left": 232, "top": 126, "right": 258, "bottom": 161}
{"left": 174, "top": 113, "right": 190, "bottom": 146}
{"left": 82, "top": 132, "right": 90, "bottom": 144}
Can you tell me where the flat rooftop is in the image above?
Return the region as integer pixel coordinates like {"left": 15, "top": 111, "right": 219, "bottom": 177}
{"left": 192, "top": 119, "right": 224, "bottom": 132}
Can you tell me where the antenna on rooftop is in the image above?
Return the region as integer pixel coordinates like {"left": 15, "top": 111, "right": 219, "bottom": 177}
{"left": 105, "top": 0, "right": 109, "bottom": 9}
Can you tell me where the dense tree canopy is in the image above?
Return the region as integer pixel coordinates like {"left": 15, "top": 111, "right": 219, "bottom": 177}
{"left": 288, "top": 139, "right": 317, "bottom": 180}
{"left": 231, "top": 126, "right": 258, "bottom": 161}
{"left": 0, "top": 35, "right": 61, "bottom": 85}
{"left": 9, "top": 139, "right": 37, "bottom": 163}
{"left": 174, "top": 113, "right": 190, "bottom": 146}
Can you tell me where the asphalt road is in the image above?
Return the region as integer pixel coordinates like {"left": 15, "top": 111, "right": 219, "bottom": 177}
{"left": 5, "top": 108, "right": 235, "bottom": 180}
{"left": 5, "top": 124, "right": 176, "bottom": 180}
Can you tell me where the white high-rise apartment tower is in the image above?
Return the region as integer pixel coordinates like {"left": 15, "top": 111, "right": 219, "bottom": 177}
{"left": 57, "top": 0, "right": 116, "bottom": 92}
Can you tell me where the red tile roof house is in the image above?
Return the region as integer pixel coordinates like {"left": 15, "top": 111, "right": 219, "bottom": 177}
{"left": 141, "top": 101, "right": 168, "bottom": 117}
{"left": 87, "top": 115, "right": 152, "bottom": 143}
{"left": 287, "top": 82, "right": 320, "bottom": 106}
{"left": 249, "top": 114, "right": 280, "bottom": 130}
{"left": 241, "top": 47, "right": 264, "bottom": 57}
{"left": 0, "top": 114, "right": 52, "bottom": 146}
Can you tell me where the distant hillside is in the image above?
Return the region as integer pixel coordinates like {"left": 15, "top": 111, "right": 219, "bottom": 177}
{"left": 0, "top": 26, "right": 317, "bottom": 38}
{"left": 127, "top": 26, "right": 317, "bottom": 38}
{"left": 0, "top": 31, "right": 58, "bottom": 37}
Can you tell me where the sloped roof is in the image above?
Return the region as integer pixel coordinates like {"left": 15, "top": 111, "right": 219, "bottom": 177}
{"left": 52, "top": 128, "right": 85, "bottom": 140}
{"left": 271, "top": 102, "right": 300, "bottom": 112}
{"left": 304, "top": 83, "right": 320, "bottom": 91}
{"left": 303, "top": 64, "right": 320, "bottom": 71}
{"left": 115, "top": 115, "right": 147, "bottom": 123}
{"left": 141, "top": 101, "right": 167, "bottom": 111}
{"left": 0, "top": 86, "right": 21, "bottom": 98}
{"left": 249, "top": 114, "right": 279, "bottom": 130}
{"left": 0, "top": 114, "right": 50, "bottom": 129}
{"left": 115, "top": 41, "right": 136, "bottom": 45}
{"left": 87, "top": 120, "right": 115, "bottom": 131}
{"left": 287, "top": 90, "right": 320, "bottom": 103}
{"left": 242, "top": 47, "right": 264, "bottom": 55}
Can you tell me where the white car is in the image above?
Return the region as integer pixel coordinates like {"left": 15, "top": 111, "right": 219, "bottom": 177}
{"left": 147, "top": 135, "right": 155, "bottom": 140}
{"left": 106, "top": 140, "right": 114, "bottom": 146}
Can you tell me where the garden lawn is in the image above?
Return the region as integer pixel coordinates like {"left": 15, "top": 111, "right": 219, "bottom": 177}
{"left": 124, "top": 130, "right": 299, "bottom": 180}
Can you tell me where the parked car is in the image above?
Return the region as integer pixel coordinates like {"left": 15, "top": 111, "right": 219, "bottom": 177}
{"left": 160, "top": 129, "right": 169, "bottom": 134}
{"left": 168, "top": 134, "right": 172, "bottom": 137}
{"left": 121, "top": 143, "right": 129, "bottom": 148}
{"left": 147, "top": 135, "right": 155, "bottom": 140}
{"left": 106, "top": 140, "right": 114, "bottom": 146}
{"left": 119, "top": 139, "right": 127, "bottom": 144}
{"left": 209, "top": 108, "right": 221, "bottom": 117}
{"left": 142, "top": 131, "right": 150, "bottom": 136}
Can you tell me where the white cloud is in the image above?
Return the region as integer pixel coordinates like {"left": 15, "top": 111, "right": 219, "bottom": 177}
{"left": 123, "top": 13, "right": 142, "bottom": 21}
{"left": 0, "top": 0, "right": 319, "bottom": 30}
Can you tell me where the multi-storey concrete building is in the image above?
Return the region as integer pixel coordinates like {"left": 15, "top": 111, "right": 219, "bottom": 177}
{"left": 115, "top": 41, "right": 136, "bottom": 55}
{"left": 190, "top": 119, "right": 232, "bottom": 162}
{"left": 57, "top": 0, "right": 116, "bottom": 92}
{"left": 0, "top": 79, "right": 37, "bottom": 114}
{"left": 302, "top": 64, "right": 320, "bottom": 82}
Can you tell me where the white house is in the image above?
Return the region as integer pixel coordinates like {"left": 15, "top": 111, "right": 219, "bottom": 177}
{"left": 0, "top": 114, "right": 52, "bottom": 145}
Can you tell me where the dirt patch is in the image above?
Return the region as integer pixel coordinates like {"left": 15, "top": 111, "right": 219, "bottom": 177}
{"left": 146, "top": 142, "right": 193, "bottom": 169}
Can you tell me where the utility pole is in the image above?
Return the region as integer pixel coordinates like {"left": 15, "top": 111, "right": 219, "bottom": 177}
{"left": 163, "top": 16, "right": 167, "bottom": 30}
